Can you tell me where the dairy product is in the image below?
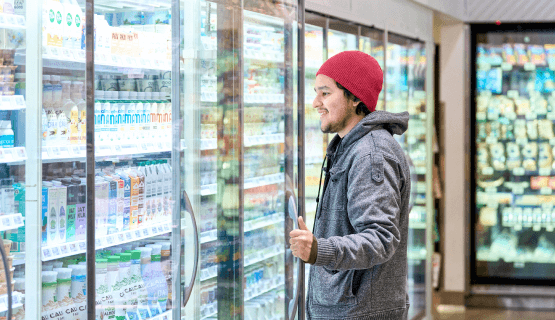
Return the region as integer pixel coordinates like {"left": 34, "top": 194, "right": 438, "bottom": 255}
{"left": 95, "top": 259, "right": 109, "bottom": 319}
{"left": 45, "top": 181, "right": 58, "bottom": 245}
{"left": 42, "top": 271, "right": 59, "bottom": 311}
{"left": 62, "top": 81, "right": 79, "bottom": 144}
{"left": 68, "top": 264, "right": 86, "bottom": 299}
{"left": 0, "top": 121, "right": 14, "bottom": 148}
{"left": 95, "top": 90, "right": 104, "bottom": 142}
{"left": 53, "top": 180, "right": 67, "bottom": 244}
{"left": 115, "top": 253, "right": 131, "bottom": 319}
{"left": 75, "top": 181, "right": 87, "bottom": 241}
{"left": 53, "top": 267, "right": 72, "bottom": 305}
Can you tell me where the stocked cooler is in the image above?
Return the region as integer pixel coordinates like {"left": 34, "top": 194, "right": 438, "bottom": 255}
{"left": 472, "top": 26, "right": 555, "bottom": 283}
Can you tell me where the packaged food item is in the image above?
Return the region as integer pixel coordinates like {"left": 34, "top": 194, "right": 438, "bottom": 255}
{"left": 529, "top": 45, "right": 547, "bottom": 66}
{"left": 539, "top": 143, "right": 553, "bottom": 170}
{"left": 490, "top": 143, "right": 506, "bottom": 171}
{"left": 526, "top": 120, "right": 538, "bottom": 140}
{"left": 506, "top": 142, "right": 522, "bottom": 170}
{"left": 502, "top": 44, "right": 517, "bottom": 65}
{"left": 538, "top": 119, "right": 554, "bottom": 140}
{"left": 514, "top": 44, "right": 530, "bottom": 65}
{"left": 514, "top": 120, "right": 528, "bottom": 139}
{"left": 522, "top": 142, "right": 538, "bottom": 171}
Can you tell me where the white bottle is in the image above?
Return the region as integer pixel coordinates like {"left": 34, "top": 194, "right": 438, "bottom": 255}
{"left": 109, "top": 92, "right": 119, "bottom": 143}
{"left": 154, "top": 161, "right": 164, "bottom": 220}
{"left": 117, "top": 94, "right": 127, "bottom": 143}
{"left": 165, "top": 101, "right": 172, "bottom": 141}
{"left": 140, "top": 93, "right": 151, "bottom": 141}
{"left": 68, "top": 264, "right": 87, "bottom": 301}
{"left": 126, "top": 96, "right": 136, "bottom": 141}
{"left": 131, "top": 91, "right": 142, "bottom": 140}
{"left": 62, "top": 81, "right": 79, "bottom": 145}
{"left": 101, "top": 94, "right": 111, "bottom": 144}
{"left": 0, "top": 121, "right": 14, "bottom": 149}
{"left": 52, "top": 180, "right": 67, "bottom": 244}
{"left": 94, "top": 90, "right": 104, "bottom": 143}
{"left": 149, "top": 95, "right": 158, "bottom": 141}
{"left": 137, "top": 92, "right": 147, "bottom": 140}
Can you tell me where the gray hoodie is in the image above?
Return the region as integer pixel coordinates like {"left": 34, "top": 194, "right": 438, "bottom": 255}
{"left": 307, "top": 111, "right": 411, "bottom": 320}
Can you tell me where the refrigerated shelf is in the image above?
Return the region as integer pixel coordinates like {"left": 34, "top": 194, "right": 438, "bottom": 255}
{"left": 41, "top": 220, "right": 171, "bottom": 261}
{"left": 200, "top": 133, "right": 285, "bottom": 150}
{"left": 0, "top": 13, "right": 25, "bottom": 29}
{"left": 200, "top": 213, "right": 284, "bottom": 244}
{"left": 245, "top": 275, "right": 285, "bottom": 301}
{"left": 201, "top": 173, "right": 284, "bottom": 196}
{"left": 0, "top": 213, "right": 24, "bottom": 232}
{"left": 15, "top": 49, "right": 172, "bottom": 73}
{"left": 0, "top": 292, "right": 24, "bottom": 313}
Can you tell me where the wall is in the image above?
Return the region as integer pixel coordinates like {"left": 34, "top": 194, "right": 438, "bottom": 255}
{"left": 466, "top": 0, "right": 555, "bottom": 22}
{"left": 411, "top": 0, "right": 467, "bottom": 21}
{"left": 305, "top": 0, "right": 434, "bottom": 42}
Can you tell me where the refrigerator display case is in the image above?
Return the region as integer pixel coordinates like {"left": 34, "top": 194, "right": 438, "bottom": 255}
{"left": 0, "top": 0, "right": 302, "bottom": 319}
{"left": 472, "top": 25, "right": 555, "bottom": 285}
{"left": 303, "top": 13, "right": 433, "bottom": 320}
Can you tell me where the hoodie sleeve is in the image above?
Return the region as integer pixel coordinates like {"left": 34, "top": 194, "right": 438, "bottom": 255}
{"left": 313, "top": 153, "right": 403, "bottom": 270}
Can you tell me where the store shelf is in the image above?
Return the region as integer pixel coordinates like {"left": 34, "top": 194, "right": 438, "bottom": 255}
{"left": 245, "top": 244, "right": 284, "bottom": 267}
{"left": 39, "top": 141, "right": 172, "bottom": 163}
{"left": 201, "top": 244, "right": 284, "bottom": 282}
{"left": 0, "top": 147, "right": 27, "bottom": 165}
{"left": 0, "top": 13, "right": 25, "bottom": 30}
{"left": 479, "top": 165, "right": 555, "bottom": 178}
{"left": 408, "top": 249, "right": 427, "bottom": 262}
{"left": 0, "top": 213, "right": 24, "bottom": 232}
{"left": 201, "top": 173, "right": 284, "bottom": 196}
{"left": 200, "top": 133, "right": 285, "bottom": 151}
{"left": 0, "top": 291, "right": 24, "bottom": 313}
{"left": 41, "top": 220, "right": 172, "bottom": 261}
{"left": 201, "top": 301, "right": 218, "bottom": 320}
{"left": 245, "top": 275, "right": 285, "bottom": 301}
{"left": 244, "top": 94, "right": 284, "bottom": 104}
{"left": 15, "top": 48, "right": 171, "bottom": 73}
{"left": 0, "top": 95, "right": 26, "bottom": 110}
{"left": 409, "top": 221, "right": 427, "bottom": 229}
{"left": 200, "top": 213, "right": 284, "bottom": 244}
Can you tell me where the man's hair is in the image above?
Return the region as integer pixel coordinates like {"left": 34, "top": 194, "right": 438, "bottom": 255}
{"left": 335, "top": 81, "right": 371, "bottom": 115}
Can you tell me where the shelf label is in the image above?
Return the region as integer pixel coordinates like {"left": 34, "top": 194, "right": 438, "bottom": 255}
{"left": 47, "top": 146, "right": 61, "bottom": 158}
{"left": 117, "top": 233, "right": 125, "bottom": 242}
{"left": 158, "top": 226, "right": 164, "bottom": 233}
{"left": 69, "top": 243, "right": 78, "bottom": 253}
{"left": 58, "top": 146, "right": 70, "bottom": 158}
{"left": 142, "top": 228, "right": 150, "bottom": 237}
{"left": 62, "top": 48, "right": 73, "bottom": 61}
{"left": 111, "top": 144, "right": 123, "bottom": 154}
{"left": 507, "top": 90, "right": 519, "bottom": 99}
{"left": 59, "top": 245, "right": 68, "bottom": 255}
{"left": 135, "top": 230, "right": 142, "bottom": 238}
{"left": 12, "top": 214, "right": 22, "bottom": 226}
{"left": 156, "top": 141, "right": 164, "bottom": 150}
{"left": 42, "top": 248, "right": 52, "bottom": 259}
{"left": 95, "top": 238, "right": 102, "bottom": 248}
{"left": 525, "top": 112, "right": 537, "bottom": 120}
{"left": 164, "top": 224, "right": 170, "bottom": 232}
{"left": 5, "top": 14, "right": 15, "bottom": 25}
{"left": 501, "top": 62, "right": 513, "bottom": 71}
{"left": 79, "top": 241, "right": 86, "bottom": 251}
{"left": 125, "top": 232, "right": 133, "bottom": 240}
{"left": 151, "top": 227, "right": 158, "bottom": 235}
{"left": 51, "top": 246, "right": 60, "bottom": 256}
{"left": 106, "top": 235, "right": 115, "bottom": 246}
{"left": 139, "top": 143, "right": 149, "bottom": 152}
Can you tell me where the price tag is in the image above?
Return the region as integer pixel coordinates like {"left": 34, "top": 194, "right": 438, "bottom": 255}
{"left": 135, "top": 230, "right": 141, "bottom": 238}
{"left": 501, "top": 62, "right": 513, "bottom": 71}
{"left": 42, "top": 248, "right": 52, "bottom": 259}
{"left": 513, "top": 167, "right": 526, "bottom": 176}
{"left": 514, "top": 224, "right": 523, "bottom": 231}
{"left": 95, "top": 238, "right": 102, "bottom": 248}
{"left": 78, "top": 241, "right": 86, "bottom": 250}
{"left": 142, "top": 228, "right": 150, "bottom": 237}
{"left": 541, "top": 187, "right": 553, "bottom": 195}
{"left": 139, "top": 143, "right": 149, "bottom": 152}
{"left": 507, "top": 90, "right": 519, "bottom": 99}
{"left": 1, "top": 216, "right": 10, "bottom": 228}
{"left": 524, "top": 62, "right": 536, "bottom": 71}
{"left": 106, "top": 235, "right": 115, "bottom": 246}
{"left": 111, "top": 144, "right": 123, "bottom": 154}
{"left": 125, "top": 232, "right": 133, "bottom": 240}
{"left": 156, "top": 141, "right": 164, "bottom": 150}
{"left": 116, "top": 233, "right": 124, "bottom": 242}
{"left": 13, "top": 214, "right": 22, "bottom": 225}
{"left": 6, "top": 14, "right": 15, "bottom": 25}
{"left": 164, "top": 224, "right": 170, "bottom": 232}
{"left": 157, "top": 226, "right": 164, "bottom": 233}
{"left": 151, "top": 227, "right": 158, "bottom": 234}
{"left": 47, "top": 146, "right": 61, "bottom": 158}
{"left": 69, "top": 243, "right": 78, "bottom": 253}
{"left": 51, "top": 246, "right": 60, "bottom": 256}
{"left": 58, "top": 146, "right": 70, "bottom": 158}
{"left": 60, "top": 245, "right": 68, "bottom": 255}
{"left": 526, "top": 112, "right": 537, "bottom": 120}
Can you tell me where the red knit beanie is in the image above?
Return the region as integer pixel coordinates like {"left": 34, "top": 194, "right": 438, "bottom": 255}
{"left": 316, "top": 51, "right": 383, "bottom": 113}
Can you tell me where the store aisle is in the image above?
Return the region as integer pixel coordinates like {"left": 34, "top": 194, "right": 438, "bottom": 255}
{"left": 436, "top": 306, "right": 555, "bottom": 319}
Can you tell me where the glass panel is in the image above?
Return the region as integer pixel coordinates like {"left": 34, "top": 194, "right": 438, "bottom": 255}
{"left": 92, "top": 1, "right": 177, "bottom": 319}
{"left": 474, "top": 31, "right": 555, "bottom": 282}
{"left": 360, "top": 27, "right": 385, "bottom": 111}
{"left": 406, "top": 41, "right": 427, "bottom": 319}
{"left": 385, "top": 34, "right": 408, "bottom": 114}
{"left": 0, "top": 1, "right": 26, "bottom": 318}
{"left": 327, "top": 21, "right": 357, "bottom": 58}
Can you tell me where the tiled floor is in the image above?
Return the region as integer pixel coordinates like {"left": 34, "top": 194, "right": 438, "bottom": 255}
{"left": 435, "top": 306, "right": 555, "bottom": 320}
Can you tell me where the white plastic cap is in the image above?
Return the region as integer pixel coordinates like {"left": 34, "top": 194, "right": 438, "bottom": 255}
{"left": 53, "top": 268, "right": 73, "bottom": 279}
{"left": 42, "top": 271, "right": 58, "bottom": 283}
{"left": 138, "top": 247, "right": 152, "bottom": 258}
{"left": 145, "top": 92, "right": 152, "bottom": 100}
{"left": 129, "top": 91, "right": 138, "bottom": 100}
{"left": 137, "top": 92, "right": 146, "bottom": 100}
{"left": 70, "top": 265, "right": 87, "bottom": 275}
{"left": 119, "top": 91, "right": 130, "bottom": 100}
{"left": 43, "top": 75, "right": 51, "bottom": 81}
{"left": 51, "top": 75, "right": 61, "bottom": 82}
{"left": 146, "top": 244, "right": 162, "bottom": 255}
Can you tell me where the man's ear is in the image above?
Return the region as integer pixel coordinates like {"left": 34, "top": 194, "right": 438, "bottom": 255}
{"left": 353, "top": 100, "right": 361, "bottom": 108}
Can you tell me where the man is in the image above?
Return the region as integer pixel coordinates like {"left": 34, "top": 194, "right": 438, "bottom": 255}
{"left": 290, "top": 50, "right": 411, "bottom": 319}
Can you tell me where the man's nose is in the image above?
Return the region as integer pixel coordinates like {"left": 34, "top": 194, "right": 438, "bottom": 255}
{"left": 313, "top": 95, "right": 321, "bottom": 108}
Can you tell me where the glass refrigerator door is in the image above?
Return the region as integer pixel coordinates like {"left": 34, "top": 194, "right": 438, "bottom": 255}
{"left": 191, "top": 1, "right": 300, "bottom": 319}
{"left": 359, "top": 27, "right": 385, "bottom": 111}
{"left": 406, "top": 40, "right": 428, "bottom": 319}
{"left": 0, "top": 1, "right": 27, "bottom": 318}
{"left": 327, "top": 21, "right": 357, "bottom": 58}
{"left": 473, "top": 30, "right": 555, "bottom": 283}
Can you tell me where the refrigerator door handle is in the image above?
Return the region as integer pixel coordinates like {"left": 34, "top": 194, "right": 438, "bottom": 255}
{"left": 285, "top": 190, "right": 301, "bottom": 320}
{"left": 182, "top": 190, "right": 199, "bottom": 307}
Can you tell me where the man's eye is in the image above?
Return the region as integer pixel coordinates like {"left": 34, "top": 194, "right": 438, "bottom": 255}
{"left": 322, "top": 92, "right": 329, "bottom": 96}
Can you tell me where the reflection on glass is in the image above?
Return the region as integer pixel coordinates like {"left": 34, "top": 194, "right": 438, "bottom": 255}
{"left": 328, "top": 29, "right": 357, "bottom": 58}
{"left": 360, "top": 29, "right": 385, "bottom": 111}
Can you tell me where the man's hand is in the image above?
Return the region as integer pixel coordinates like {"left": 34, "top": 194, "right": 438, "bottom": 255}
{"left": 289, "top": 216, "right": 313, "bottom": 262}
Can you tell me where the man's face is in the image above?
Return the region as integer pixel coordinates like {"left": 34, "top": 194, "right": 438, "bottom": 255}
{"left": 313, "top": 74, "right": 359, "bottom": 137}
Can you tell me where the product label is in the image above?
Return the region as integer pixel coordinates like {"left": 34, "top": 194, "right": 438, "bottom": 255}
{"left": 66, "top": 203, "right": 76, "bottom": 242}
{"left": 130, "top": 177, "right": 139, "bottom": 230}
{"left": 75, "top": 203, "right": 86, "bottom": 241}
{"left": 42, "top": 188, "right": 48, "bottom": 246}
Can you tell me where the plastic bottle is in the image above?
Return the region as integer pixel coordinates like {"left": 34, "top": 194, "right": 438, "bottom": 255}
{"left": 76, "top": 82, "right": 86, "bottom": 145}
{"left": 116, "top": 169, "right": 131, "bottom": 231}
{"left": 155, "top": 161, "right": 164, "bottom": 219}
{"left": 162, "top": 160, "right": 172, "bottom": 218}
{"left": 149, "top": 96, "right": 157, "bottom": 141}
{"left": 105, "top": 256, "right": 120, "bottom": 319}
{"left": 117, "top": 94, "right": 127, "bottom": 143}
{"left": 159, "top": 241, "right": 172, "bottom": 310}
{"left": 68, "top": 264, "right": 87, "bottom": 302}
{"left": 129, "top": 250, "right": 148, "bottom": 319}
{"left": 52, "top": 180, "right": 67, "bottom": 244}
{"left": 132, "top": 91, "right": 142, "bottom": 140}
{"left": 125, "top": 96, "right": 136, "bottom": 141}
{"left": 138, "top": 247, "right": 153, "bottom": 317}
{"left": 62, "top": 81, "right": 79, "bottom": 145}
{"left": 101, "top": 92, "right": 111, "bottom": 144}
{"left": 112, "top": 174, "right": 125, "bottom": 233}
{"left": 105, "top": 176, "right": 118, "bottom": 235}
{"left": 53, "top": 267, "right": 73, "bottom": 309}
{"left": 115, "top": 253, "right": 131, "bottom": 320}
{"left": 96, "top": 259, "right": 109, "bottom": 319}
{"left": 42, "top": 271, "right": 59, "bottom": 311}
{"left": 146, "top": 244, "right": 167, "bottom": 314}
{"left": 0, "top": 121, "right": 14, "bottom": 149}
{"left": 75, "top": 179, "right": 87, "bottom": 241}
{"left": 94, "top": 90, "right": 104, "bottom": 143}
{"left": 139, "top": 92, "right": 150, "bottom": 140}
{"left": 165, "top": 100, "right": 172, "bottom": 140}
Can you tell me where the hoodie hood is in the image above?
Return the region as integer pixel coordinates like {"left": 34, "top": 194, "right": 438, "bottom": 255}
{"left": 327, "top": 110, "right": 409, "bottom": 157}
